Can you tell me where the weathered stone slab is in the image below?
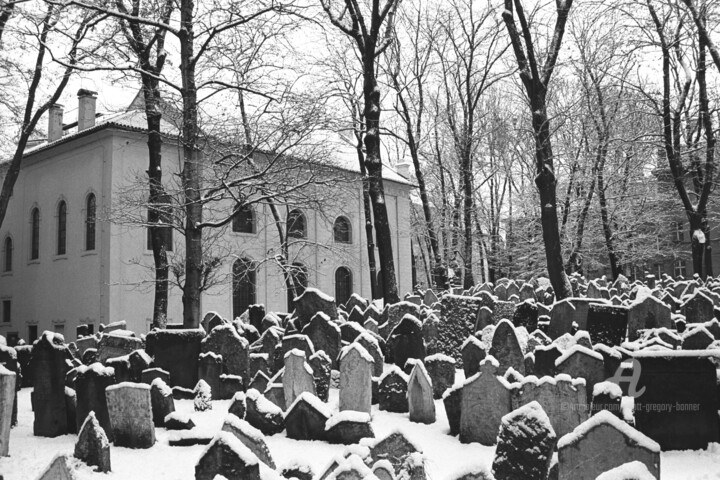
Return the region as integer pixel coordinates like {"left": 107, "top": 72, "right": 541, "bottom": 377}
{"left": 460, "top": 357, "right": 513, "bottom": 445}
{"left": 145, "top": 328, "right": 204, "bottom": 389}
{"left": 105, "top": 382, "right": 155, "bottom": 449}
{"left": 339, "top": 343, "right": 373, "bottom": 414}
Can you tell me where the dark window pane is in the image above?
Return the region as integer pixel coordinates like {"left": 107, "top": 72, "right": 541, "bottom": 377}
{"left": 28, "top": 325, "right": 38, "bottom": 343}
{"left": 335, "top": 267, "right": 352, "bottom": 306}
{"left": 2, "top": 300, "right": 9, "bottom": 323}
{"left": 232, "top": 258, "right": 256, "bottom": 319}
{"left": 4, "top": 237, "right": 11, "bottom": 272}
{"left": 86, "top": 194, "right": 96, "bottom": 251}
{"left": 57, "top": 201, "right": 66, "bottom": 255}
{"left": 31, "top": 208, "right": 39, "bottom": 259}
{"left": 232, "top": 205, "right": 255, "bottom": 233}
{"left": 334, "top": 217, "right": 351, "bottom": 243}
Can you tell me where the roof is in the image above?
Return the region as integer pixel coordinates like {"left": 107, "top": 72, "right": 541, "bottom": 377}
{"left": 20, "top": 104, "right": 413, "bottom": 187}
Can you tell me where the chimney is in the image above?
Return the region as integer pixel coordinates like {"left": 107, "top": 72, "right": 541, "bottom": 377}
{"left": 77, "top": 89, "right": 97, "bottom": 131}
{"left": 395, "top": 162, "right": 412, "bottom": 179}
{"left": 47, "top": 104, "right": 64, "bottom": 142}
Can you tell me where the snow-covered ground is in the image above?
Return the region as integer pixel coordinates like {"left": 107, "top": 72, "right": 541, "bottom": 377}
{"left": 1, "top": 387, "right": 720, "bottom": 479}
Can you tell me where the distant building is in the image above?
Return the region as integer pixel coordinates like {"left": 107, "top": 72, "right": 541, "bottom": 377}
{"left": 0, "top": 90, "right": 414, "bottom": 345}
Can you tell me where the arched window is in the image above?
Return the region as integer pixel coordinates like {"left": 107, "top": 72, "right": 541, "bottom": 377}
{"left": 57, "top": 201, "right": 67, "bottom": 255}
{"left": 232, "top": 258, "right": 256, "bottom": 319}
{"left": 3, "top": 236, "right": 12, "bottom": 272}
{"left": 287, "top": 209, "right": 306, "bottom": 239}
{"left": 286, "top": 262, "right": 308, "bottom": 311}
{"left": 333, "top": 216, "right": 351, "bottom": 243}
{"left": 30, "top": 208, "right": 40, "bottom": 260}
{"left": 335, "top": 266, "right": 353, "bottom": 306}
{"left": 232, "top": 205, "right": 255, "bottom": 233}
{"left": 85, "top": 194, "right": 96, "bottom": 251}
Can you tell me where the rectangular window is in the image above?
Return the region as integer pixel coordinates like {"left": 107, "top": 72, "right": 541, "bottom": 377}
{"left": 28, "top": 324, "right": 38, "bottom": 343}
{"left": 674, "top": 260, "right": 687, "bottom": 278}
{"left": 2, "top": 300, "right": 9, "bottom": 323}
{"left": 6, "top": 332, "right": 18, "bottom": 347}
{"left": 675, "top": 221, "right": 685, "bottom": 242}
{"left": 53, "top": 323, "right": 65, "bottom": 337}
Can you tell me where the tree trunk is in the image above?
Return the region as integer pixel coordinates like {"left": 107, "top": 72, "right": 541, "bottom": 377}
{"left": 356, "top": 137, "right": 379, "bottom": 300}
{"left": 179, "top": 0, "right": 202, "bottom": 327}
{"left": 533, "top": 97, "right": 572, "bottom": 298}
{"left": 462, "top": 151, "right": 474, "bottom": 288}
{"left": 597, "top": 159, "right": 621, "bottom": 277}
{"left": 362, "top": 52, "right": 399, "bottom": 304}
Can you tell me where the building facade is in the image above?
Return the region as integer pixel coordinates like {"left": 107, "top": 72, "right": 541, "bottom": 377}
{"left": 0, "top": 91, "right": 414, "bottom": 344}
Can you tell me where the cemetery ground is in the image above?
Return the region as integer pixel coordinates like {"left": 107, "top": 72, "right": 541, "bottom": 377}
{"left": 2, "top": 376, "right": 720, "bottom": 479}
{"left": 5, "top": 276, "right": 720, "bottom": 478}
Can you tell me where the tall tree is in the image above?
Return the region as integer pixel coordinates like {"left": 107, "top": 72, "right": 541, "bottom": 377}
{"left": 321, "top": 0, "right": 401, "bottom": 304}
{"left": 502, "top": 0, "right": 574, "bottom": 298}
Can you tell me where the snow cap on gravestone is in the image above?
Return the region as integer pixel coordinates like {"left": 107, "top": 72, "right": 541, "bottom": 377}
{"left": 293, "top": 288, "right": 338, "bottom": 330}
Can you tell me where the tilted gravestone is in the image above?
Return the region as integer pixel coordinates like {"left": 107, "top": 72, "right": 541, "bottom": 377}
{"left": 293, "top": 288, "right": 338, "bottom": 331}
{"left": 460, "top": 357, "right": 513, "bottom": 445}
{"left": 557, "top": 410, "right": 660, "bottom": 480}
{"left": 74, "top": 411, "right": 111, "bottom": 473}
{"left": 105, "top": 382, "right": 155, "bottom": 449}
{"left": 489, "top": 319, "right": 526, "bottom": 376}
{"left": 31, "top": 331, "right": 70, "bottom": 437}
{"left": 144, "top": 328, "right": 204, "bottom": 389}
{"left": 387, "top": 314, "right": 426, "bottom": 373}
{"left": 301, "top": 312, "right": 341, "bottom": 369}
{"left": 195, "top": 431, "right": 261, "bottom": 480}
{"left": 74, "top": 362, "right": 116, "bottom": 441}
{"left": 308, "top": 350, "right": 331, "bottom": 402}
{"left": 221, "top": 413, "right": 276, "bottom": 469}
{"left": 198, "top": 352, "right": 223, "bottom": 398}
{"left": 150, "top": 378, "right": 175, "bottom": 427}
{"left": 283, "top": 349, "right": 316, "bottom": 408}
{"left": 492, "top": 401, "right": 556, "bottom": 480}
{"left": 586, "top": 303, "right": 628, "bottom": 347}
{"left": 97, "top": 333, "right": 143, "bottom": 364}
{"left": 424, "top": 353, "right": 455, "bottom": 399}
{"left": 0, "top": 364, "right": 15, "bottom": 457}
{"left": 284, "top": 392, "right": 330, "bottom": 441}
{"left": 339, "top": 343, "right": 373, "bottom": 414}
{"left": 407, "top": 361, "right": 435, "bottom": 424}
{"left": 627, "top": 295, "right": 672, "bottom": 341}
{"left": 555, "top": 346, "right": 605, "bottom": 403}
{"left": 378, "top": 366, "right": 409, "bottom": 413}
{"left": 201, "top": 324, "right": 250, "bottom": 388}
{"left": 461, "top": 336, "right": 486, "bottom": 379}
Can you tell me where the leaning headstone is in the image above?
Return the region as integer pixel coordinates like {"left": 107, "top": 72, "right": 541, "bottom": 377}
{"left": 357, "top": 331, "right": 385, "bottom": 378}
{"left": 378, "top": 366, "right": 409, "bottom": 413}
{"left": 408, "top": 361, "right": 435, "bottom": 424}
{"left": 285, "top": 392, "right": 331, "bottom": 441}
{"left": 461, "top": 336, "right": 486, "bottom": 378}
{"left": 0, "top": 365, "right": 15, "bottom": 457}
{"left": 491, "top": 401, "right": 556, "bottom": 480}
{"left": 489, "top": 319, "right": 526, "bottom": 376}
{"left": 31, "top": 331, "right": 70, "bottom": 437}
{"left": 308, "top": 350, "right": 332, "bottom": 402}
{"left": 293, "top": 288, "right": 338, "bottom": 330}
{"left": 283, "top": 349, "right": 316, "bottom": 407}
{"left": 460, "top": 357, "right": 513, "bottom": 445}
{"left": 549, "top": 299, "right": 576, "bottom": 340}
{"left": 221, "top": 413, "right": 276, "bottom": 468}
{"left": 194, "top": 431, "right": 261, "bottom": 480}
{"left": 443, "top": 385, "right": 462, "bottom": 436}
{"left": 198, "top": 352, "right": 223, "bottom": 399}
{"left": 201, "top": 324, "right": 249, "bottom": 387}
{"left": 325, "top": 411, "right": 375, "bottom": 444}
{"left": 74, "top": 362, "right": 115, "bottom": 439}
{"left": 74, "top": 411, "right": 111, "bottom": 473}
{"left": 150, "top": 378, "right": 175, "bottom": 427}
{"left": 339, "top": 343, "right": 373, "bottom": 414}
{"left": 681, "top": 290, "right": 715, "bottom": 324}
{"left": 97, "top": 333, "right": 143, "bottom": 364}
{"left": 557, "top": 410, "right": 661, "bottom": 480}
{"left": 145, "top": 328, "right": 204, "bottom": 389}
{"left": 364, "top": 430, "right": 422, "bottom": 473}
{"left": 36, "top": 454, "right": 76, "bottom": 480}
{"left": 555, "top": 346, "right": 605, "bottom": 403}
{"left": 387, "top": 314, "right": 426, "bottom": 372}
{"left": 105, "top": 382, "right": 155, "bottom": 448}
{"left": 245, "top": 388, "right": 285, "bottom": 435}
{"left": 627, "top": 295, "right": 672, "bottom": 341}
{"left": 424, "top": 353, "right": 455, "bottom": 399}
{"left": 194, "top": 379, "right": 212, "bottom": 412}
{"left": 302, "top": 312, "right": 342, "bottom": 369}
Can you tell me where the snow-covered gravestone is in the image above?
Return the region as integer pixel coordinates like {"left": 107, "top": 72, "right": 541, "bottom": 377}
{"left": 491, "top": 401, "right": 556, "bottom": 480}
{"left": 461, "top": 335, "right": 486, "bottom": 378}
{"left": 627, "top": 295, "right": 672, "bottom": 341}
{"left": 424, "top": 353, "right": 456, "bottom": 399}
{"left": 285, "top": 392, "right": 331, "bottom": 441}
{"left": 283, "top": 349, "right": 316, "bottom": 408}
{"left": 198, "top": 351, "right": 223, "bottom": 397}
{"left": 75, "top": 362, "right": 116, "bottom": 439}
{"left": 0, "top": 364, "right": 15, "bottom": 457}
{"left": 387, "top": 314, "right": 427, "bottom": 373}
{"left": 74, "top": 411, "right": 111, "bottom": 473}
{"left": 201, "top": 324, "right": 250, "bottom": 387}
{"left": 339, "top": 343, "right": 373, "bottom": 414}
{"left": 195, "top": 431, "right": 261, "bottom": 480}
{"left": 460, "top": 356, "right": 513, "bottom": 445}
{"left": 407, "top": 361, "right": 435, "bottom": 424}
{"left": 301, "top": 312, "right": 341, "bottom": 369}
{"left": 681, "top": 290, "right": 715, "bottom": 324}
{"left": 549, "top": 299, "right": 576, "bottom": 340}
{"left": 557, "top": 411, "right": 661, "bottom": 480}
{"left": 555, "top": 345, "right": 605, "bottom": 403}
{"left": 595, "top": 461, "right": 658, "bottom": 480}
{"left": 31, "top": 331, "right": 70, "bottom": 437}
{"left": 378, "top": 366, "right": 409, "bottom": 413}
{"left": 221, "top": 414, "right": 276, "bottom": 469}
{"left": 489, "top": 319, "right": 526, "bottom": 376}
{"left": 105, "top": 382, "right": 155, "bottom": 449}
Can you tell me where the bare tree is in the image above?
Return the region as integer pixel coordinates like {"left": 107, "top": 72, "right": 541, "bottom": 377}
{"left": 320, "top": 0, "right": 401, "bottom": 304}
{"left": 502, "top": 0, "right": 574, "bottom": 298}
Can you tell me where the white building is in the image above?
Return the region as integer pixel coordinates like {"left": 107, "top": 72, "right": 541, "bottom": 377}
{"left": 0, "top": 90, "right": 414, "bottom": 344}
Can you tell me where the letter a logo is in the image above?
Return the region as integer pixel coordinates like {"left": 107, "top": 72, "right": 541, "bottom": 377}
{"left": 607, "top": 358, "right": 645, "bottom": 398}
